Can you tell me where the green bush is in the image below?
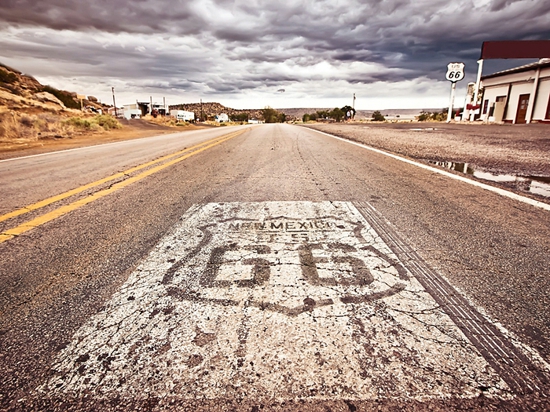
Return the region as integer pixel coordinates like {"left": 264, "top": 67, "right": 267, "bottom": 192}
{"left": 371, "top": 111, "right": 385, "bottom": 121}
{"left": 63, "top": 115, "right": 121, "bottom": 131}
{"left": 417, "top": 109, "right": 447, "bottom": 122}
{"left": 92, "top": 114, "right": 121, "bottom": 130}
{"left": 64, "top": 117, "right": 91, "bottom": 128}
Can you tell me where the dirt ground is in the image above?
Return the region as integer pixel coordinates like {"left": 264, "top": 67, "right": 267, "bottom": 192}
{"left": 305, "top": 122, "right": 550, "bottom": 176}
{"left": 0, "top": 119, "right": 214, "bottom": 160}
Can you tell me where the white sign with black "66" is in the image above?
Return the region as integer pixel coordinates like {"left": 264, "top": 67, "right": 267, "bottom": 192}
{"left": 446, "top": 62, "right": 465, "bottom": 82}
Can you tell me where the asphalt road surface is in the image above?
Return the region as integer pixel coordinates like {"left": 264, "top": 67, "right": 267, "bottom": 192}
{"left": 0, "top": 124, "right": 549, "bottom": 411}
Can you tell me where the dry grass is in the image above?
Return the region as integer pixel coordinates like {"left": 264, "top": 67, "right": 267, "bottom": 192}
{"left": 0, "top": 110, "right": 122, "bottom": 141}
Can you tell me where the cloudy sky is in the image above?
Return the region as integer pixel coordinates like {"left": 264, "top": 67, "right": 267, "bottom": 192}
{"left": 1, "top": 0, "right": 549, "bottom": 110}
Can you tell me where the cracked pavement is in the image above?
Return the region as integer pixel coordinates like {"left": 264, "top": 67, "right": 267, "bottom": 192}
{"left": 41, "top": 201, "right": 512, "bottom": 401}
{"left": 1, "top": 124, "right": 549, "bottom": 410}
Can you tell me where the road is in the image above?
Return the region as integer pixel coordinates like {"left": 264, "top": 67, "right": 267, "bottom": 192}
{"left": 0, "top": 124, "right": 549, "bottom": 410}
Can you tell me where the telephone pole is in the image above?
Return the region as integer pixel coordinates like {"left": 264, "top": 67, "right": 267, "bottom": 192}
{"left": 112, "top": 87, "right": 117, "bottom": 117}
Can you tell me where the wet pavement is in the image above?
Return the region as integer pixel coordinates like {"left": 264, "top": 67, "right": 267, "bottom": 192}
{"left": 428, "top": 160, "right": 550, "bottom": 199}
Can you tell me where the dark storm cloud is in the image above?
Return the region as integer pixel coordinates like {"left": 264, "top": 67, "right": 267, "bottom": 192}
{"left": 1, "top": 0, "right": 549, "bottom": 104}
{"left": 0, "top": 0, "right": 204, "bottom": 34}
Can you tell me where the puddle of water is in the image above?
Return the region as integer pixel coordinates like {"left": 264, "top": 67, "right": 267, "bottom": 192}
{"left": 428, "top": 161, "right": 550, "bottom": 199}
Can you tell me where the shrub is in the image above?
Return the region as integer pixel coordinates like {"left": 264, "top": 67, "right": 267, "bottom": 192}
{"left": 371, "top": 111, "right": 385, "bottom": 121}
{"left": 0, "top": 68, "right": 17, "bottom": 84}
{"left": 417, "top": 109, "right": 447, "bottom": 122}
{"left": 64, "top": 115, "right": 121, "bottom": 131}
{"left": 64, "top": 117, "right": 91, "bottom": 128}
{"left": 20, "top": 115, "right": 34, "bottom": 128}
{"left": 417, "top": 111, "right": 431, "bottom": 121}
{"left": 92, "top": 114, "right": 121, "bottom": 130}
{"left": 42, "top": 85, "right": 81, "bottom": 109}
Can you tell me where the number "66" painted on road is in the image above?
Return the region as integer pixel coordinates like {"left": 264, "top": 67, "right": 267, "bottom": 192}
{"left": 200, "top": 242, "right": 408, "bottom": 288}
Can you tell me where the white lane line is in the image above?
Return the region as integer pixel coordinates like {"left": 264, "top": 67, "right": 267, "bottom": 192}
{"left": 307, "top": 128, "right": 550, "bottom": 212}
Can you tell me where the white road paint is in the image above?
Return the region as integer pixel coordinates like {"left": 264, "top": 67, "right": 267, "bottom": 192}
{"left": 41, "top": 201, "right": 509, "bottom": 401}
{"left": 309, "top": 128, "right": 550, "bottom": 212}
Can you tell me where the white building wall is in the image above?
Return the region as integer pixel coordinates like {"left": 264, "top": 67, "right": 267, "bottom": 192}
{"left": 506, "top": 82, "right": 533, "bottom": 122}
{"left": 533, "top": 78, "right": 550, "bottom": 120}
{"left": 481, "top": 65, "right": 550, "bottom": 123}
{"left": 482, "top": 70, "right": 536, "bottom": 87}
{"left": 480, "top": 85, "right": 508, "bottom": 121}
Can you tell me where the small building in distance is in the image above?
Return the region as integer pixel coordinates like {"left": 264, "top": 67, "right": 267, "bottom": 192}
{"left": 170, "top": 110, "right": 195, "bottom": 122}
{"left": 122, "top": 104, "right": 142, "bottom": 120}
{"left": 215, "top": 113, "right": 229, "bottom": 123}
{"left": 480, "top": 58, "right": 550, "bottom": 124}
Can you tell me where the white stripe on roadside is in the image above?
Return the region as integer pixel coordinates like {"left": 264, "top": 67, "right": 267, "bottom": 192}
{"left": 308, "top": 128, "right": 550, "bottom": 212}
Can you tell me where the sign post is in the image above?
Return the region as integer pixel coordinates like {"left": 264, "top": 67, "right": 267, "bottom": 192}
{"left": 445, "top": 62, "right": 465, "bottom": 123}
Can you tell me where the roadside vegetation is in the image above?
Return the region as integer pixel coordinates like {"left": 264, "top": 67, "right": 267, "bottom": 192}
{"left": 417, "top": 109, "right": 450, "bottom": 121}
{"left": 261, "top": 107, "right": 286, "bottom": 123}
{"left": 63, "top": 115, "right": 121, "bottom": 131}
{"left": 230, "top": 112, "right": 249, "bottom": 122}
{"left": 41, "top": 86, "right": 81, "bottom": 109}
{"left": 0, "top": 67, "right": 17, "bottom": 84}
{"left": 302, "top": 105, "right": 356, "bottom": 122}
{"left": 371, "top": 111, "right": 386, "bottom": 122}
{"left": 0, "top": 112, "right": 122, "bottom": 141}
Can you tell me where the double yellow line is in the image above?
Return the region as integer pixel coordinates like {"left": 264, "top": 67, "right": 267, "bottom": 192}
{"left": 0, "top": 129, "right": 245, "bottom": 243}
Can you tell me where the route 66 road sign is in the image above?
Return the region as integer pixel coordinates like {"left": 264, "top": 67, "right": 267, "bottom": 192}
{"left": 446, "top": 62, "right": 465, "bottom": 82}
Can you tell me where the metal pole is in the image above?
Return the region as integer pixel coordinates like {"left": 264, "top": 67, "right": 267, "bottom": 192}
{"left": 470, "top": 59, "right": 483, "bottom": 121}
{"left": 447, "top": 82, "right": 456, "bottom": 123}
{"left": 112, "top": 87, "right": 117, "bottom": 117}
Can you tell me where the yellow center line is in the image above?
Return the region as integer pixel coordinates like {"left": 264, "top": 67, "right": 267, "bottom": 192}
{"left": 0, "top": 129, "right": 245, "bottom": 243}
{"left": 0, "top": 130, "right": 243, "bottom": 224}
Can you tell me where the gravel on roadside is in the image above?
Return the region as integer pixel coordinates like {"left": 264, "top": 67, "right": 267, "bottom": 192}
{"left": 304, "top": 122, "right": 550, "bottom": 202}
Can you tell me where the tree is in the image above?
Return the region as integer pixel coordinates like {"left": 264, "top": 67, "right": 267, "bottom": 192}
{"left": 341, "top": 105, "right": 356, "bottom": 120}
{"left": 371, "top": 111, "right": 385, "bottom": 121}
{"left": 261, "top": 107, "right": 279, "bottom": 123}
{"left": 302, "top": 113, "right": 311, "bottom": 122}
{"left": 230, "top": 112, "right": 249, "bottom": 122}
{"left": 329, "top": 107, "right": 344, "bottom": 122}
{"left": 261, "top": 107, "right": 286, "bottom": 123}
{"left": 316, "top": 110, "right": 330, "bottom": 119}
